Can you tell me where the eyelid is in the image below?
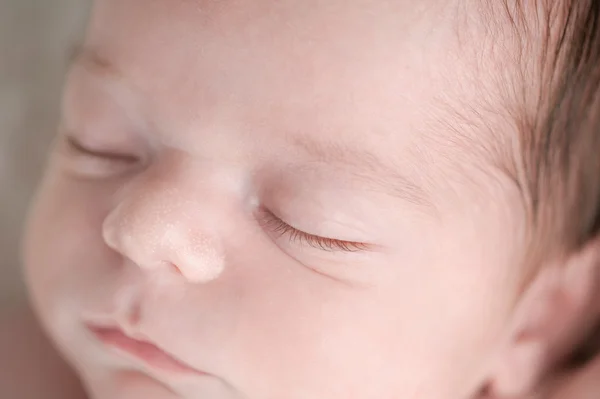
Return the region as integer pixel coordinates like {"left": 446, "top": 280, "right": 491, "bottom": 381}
{"left": 258, "top": 209, "right": 370, "bottom": 253}
{"left": 66, "top": 135, "right": 139, "bottom": 163}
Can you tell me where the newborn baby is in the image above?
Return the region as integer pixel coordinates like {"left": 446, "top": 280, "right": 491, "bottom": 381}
{"left": 8, "top": 0, "right": 600, "bottom": 398}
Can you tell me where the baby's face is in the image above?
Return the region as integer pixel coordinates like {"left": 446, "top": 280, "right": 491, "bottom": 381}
{"left": 24, "top": 1, "right": 528, "bottom": 398}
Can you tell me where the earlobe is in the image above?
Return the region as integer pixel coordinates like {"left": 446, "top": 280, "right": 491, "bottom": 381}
{"left": 485, "top": 266, "right": 562, "bottom": 398}
{"left": 484, "top": 241, "right": 600, "bottom": 398}
{"left": 488, "top": 338, "right": 547, "bottom": 397}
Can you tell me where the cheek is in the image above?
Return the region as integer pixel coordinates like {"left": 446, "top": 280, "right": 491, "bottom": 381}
{"left": 22, "top": 172, "right": 115, "bottom": 319}
{"left": 222, "top": 270, "right": 413, "bottom": 398}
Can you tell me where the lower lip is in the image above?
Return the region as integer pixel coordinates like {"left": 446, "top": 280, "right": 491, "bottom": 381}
{"left": 89, "top": 326, "right": 205, "bottom": 376}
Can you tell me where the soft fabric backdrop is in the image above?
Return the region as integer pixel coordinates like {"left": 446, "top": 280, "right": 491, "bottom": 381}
{"left": 0, "top": 0, "right": 89, "bottom": 304}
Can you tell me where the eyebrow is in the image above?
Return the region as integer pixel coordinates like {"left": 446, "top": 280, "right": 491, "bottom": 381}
{"left": 290, "top": 136, "right": 435, "bottom": 212}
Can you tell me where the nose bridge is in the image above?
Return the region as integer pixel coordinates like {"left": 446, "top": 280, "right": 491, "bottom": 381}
{"left": 102, "top": 162, "right": 225, "bottom": 283}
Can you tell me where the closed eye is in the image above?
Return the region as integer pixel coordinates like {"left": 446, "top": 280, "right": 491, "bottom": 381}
{"left": 258, "top": 209, "right": 370, "bottom": 253}
{"left": 65, "top": 135, "right": 139, "bottom": 163}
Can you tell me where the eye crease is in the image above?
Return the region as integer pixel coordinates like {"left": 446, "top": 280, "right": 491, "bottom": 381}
{"left": 65, "top": 135, "right": 139, "bottom": 164}
{"left": 66, "top": 128, "right": 370, "bottom": 254}
{"left": 258, "top": 209, "right": 370, "bottom": 253}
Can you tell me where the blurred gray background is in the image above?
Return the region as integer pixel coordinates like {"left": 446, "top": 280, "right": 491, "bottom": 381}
{"left": 0, "top": 0, "right": 90, "bottom": 304}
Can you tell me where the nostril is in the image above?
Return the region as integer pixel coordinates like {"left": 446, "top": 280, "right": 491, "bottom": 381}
{"left": 102, "top": 215, "right": 120, "bottom": 251}
{"left": 158, "top": 260, "right": 181, "bottom": 275}
{"left": 144, "top": 261, "right": 184, "bottom": 286}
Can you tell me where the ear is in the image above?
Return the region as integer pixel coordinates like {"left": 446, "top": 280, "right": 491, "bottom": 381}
{"left": 485, "top": 239, "right": 600, "bottom": 398}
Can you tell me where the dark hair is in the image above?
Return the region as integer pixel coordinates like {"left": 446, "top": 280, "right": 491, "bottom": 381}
{"left": 456, "top": 1, "right": 599, "bottom": 266}
{"left": 522, "top": 0, "right": 600, "bottom": 259}
{"left": 473, "top": 0, "right": 600, "bottom": 368}
{"left": 516, "top": 0, "right": 600, "bottom": 368}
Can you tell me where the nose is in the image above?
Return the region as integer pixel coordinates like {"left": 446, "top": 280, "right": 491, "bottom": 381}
{"left": 102, "top": 166, "right": 226, "bottom": 283}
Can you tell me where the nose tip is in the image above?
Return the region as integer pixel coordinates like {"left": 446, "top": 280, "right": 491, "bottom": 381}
{"left": 101, "top": 198, "right": 225, "bottom": 284}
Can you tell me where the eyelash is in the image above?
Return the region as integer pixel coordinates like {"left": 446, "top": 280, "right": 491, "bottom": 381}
{"left": 65, "top": 135, "right": 139, "bottom": 164}
{"left": 259, "top": 210, "right": 368, "bottom": 253}
{"left": 67, "top": 135, "right": 364, "bottom": 253}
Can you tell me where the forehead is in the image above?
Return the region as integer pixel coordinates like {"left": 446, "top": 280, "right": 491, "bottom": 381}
{"left": 76, "top": 0, "right": 515, "bottom": 210}
{"left": 84, "top": 0, "right": 462, "bottom": 138}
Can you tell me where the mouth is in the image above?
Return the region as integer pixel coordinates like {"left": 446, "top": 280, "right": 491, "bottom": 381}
{"left": 87, "top": 325, "right": 207, "bottom": 376}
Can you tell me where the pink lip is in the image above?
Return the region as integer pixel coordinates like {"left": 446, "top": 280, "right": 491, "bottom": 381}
{"left": 88, "top": 325, "right": 206, "bottom": 376}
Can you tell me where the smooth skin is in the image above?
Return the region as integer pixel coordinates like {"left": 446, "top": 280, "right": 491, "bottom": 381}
{"left": 6, "top": 1, "right": 600, "bottom": 398}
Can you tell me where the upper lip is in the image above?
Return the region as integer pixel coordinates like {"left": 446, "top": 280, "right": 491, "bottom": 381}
{"left": 86, "top": 320, "right": 206, "bottom": 376}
